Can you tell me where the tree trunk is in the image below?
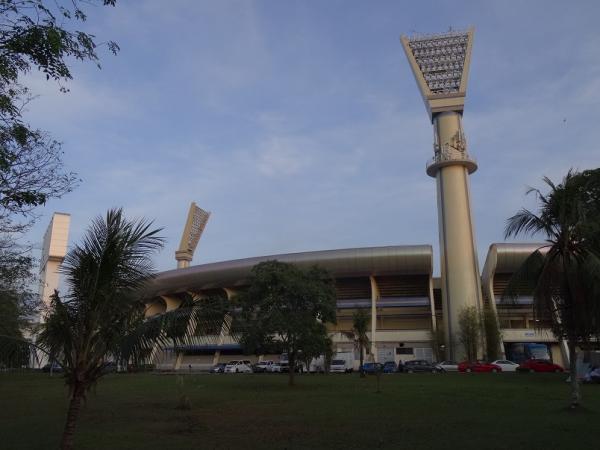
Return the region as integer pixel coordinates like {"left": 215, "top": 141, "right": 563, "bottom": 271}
{"left": 568, "top": 340, "right": 580, "bottom": 409}
{"left": 359, "top": 346, "right": 365, "bottom": 378}
{"left": 60, "top": 383, "right": 85, "bottom": 450}
{"left": 288, "top": 353, "right": 295, "bottom": 387}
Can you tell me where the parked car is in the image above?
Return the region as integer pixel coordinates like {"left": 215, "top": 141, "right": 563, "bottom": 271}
{"left": 517, "top": 359, "right": 564, "bottom": 373}
{"left": 436, "top": 361, "right": 458, "bottom": 372}
{"left": 382, "top": 361, "right": 397, "bottom": 373}
{"left": 458, "top": 361, "right": 502, "bottom": 373}
{"left": 490, "top": 360, "right": 520, "bottom": 372}
{"left": 269, "top": 362, "right": 283, "bottom": 373}
{"left": 224, "top": 360, "right": 253, "bottom": 373}
{"left": 361, "top": 362, "right": 384, "bottom": 374}
{"left": 402, "top": 359, "right": 443, "bottom": 373}
{"left": 267, "top": 362, "right": 303, "bottom": 373}
{"left": 210, "top": 363, "right": 227, "bottom": 373}
{"left": 253, "top": 360, "right": 274, "bottom": 373}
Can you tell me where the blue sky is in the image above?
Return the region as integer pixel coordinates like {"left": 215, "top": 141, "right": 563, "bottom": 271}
{"left": 22, "top": 0, "right": 600, "bottom": 274}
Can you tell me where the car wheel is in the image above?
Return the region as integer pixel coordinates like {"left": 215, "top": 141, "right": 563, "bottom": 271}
{"left": 554, "top": 369, "right": 561, "bottom": 373}
{"left": 529, "top": 369, "right": 535, "bottom": 373}
{"left": 466, "top": 368, "right": 472, "bottom": 373}
{"left": 236, "top": 368, "right": 239, "bottom": 373}
{"left": 407, "top": 369, "right": 413, "bottom": 374}
{"left": 492, "top": 369, "right": 498, "bottom": 373}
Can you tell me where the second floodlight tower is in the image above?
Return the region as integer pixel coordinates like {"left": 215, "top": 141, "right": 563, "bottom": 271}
{"left": 175, "top": 202, "right": 211, "bottom": 269}
{"left": 401, "top": 28, "right": 483, "bottom": 360}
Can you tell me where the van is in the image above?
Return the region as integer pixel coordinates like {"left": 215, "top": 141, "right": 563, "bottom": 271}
{"left": 330, "top": 352, "right": 354, "bottom": 373}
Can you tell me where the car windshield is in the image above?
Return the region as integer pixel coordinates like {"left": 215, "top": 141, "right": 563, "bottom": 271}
{"left": 332, "top": 360, "right": 345, "bottom": 365}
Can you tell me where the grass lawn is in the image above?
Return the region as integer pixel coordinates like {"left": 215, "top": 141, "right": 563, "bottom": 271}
{"left": 1, "top": 372, "right": 599, "bottom": 449}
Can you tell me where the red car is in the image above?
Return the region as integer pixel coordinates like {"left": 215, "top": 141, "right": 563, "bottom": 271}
{"left": 458, "top": 361, "right": 502, "bottom": 373}
{"left": 517, "top": 359, "right": 564, "bottom": 373}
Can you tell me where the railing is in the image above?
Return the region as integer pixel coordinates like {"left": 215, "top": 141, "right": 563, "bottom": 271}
{"left": 426, "top": 149, "right": 477, "bottom": 175}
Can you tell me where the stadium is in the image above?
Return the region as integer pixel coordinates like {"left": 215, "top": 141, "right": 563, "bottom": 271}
{"left": 139, "top": 243, "right": 566, "bottom": 370}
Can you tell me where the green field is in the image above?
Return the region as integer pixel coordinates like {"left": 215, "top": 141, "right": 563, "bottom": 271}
{"left": 1, "top": 372, "right": 599, "bottom": 449}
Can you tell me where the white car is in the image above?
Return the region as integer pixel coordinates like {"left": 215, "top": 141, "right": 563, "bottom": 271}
{"left": 490, "top": 360, "right": 520, "bottom": 372}
{"left": 254, "top": 360, "right": 274, "bottom": 372}
{"left": 436, "top": 361, "right": 458, "bottom": 372}
{"left": 224, "top": 360, "right": 253, "bottom": 373}
{"left": 269, "top": 363, "right": 284, "bottom": 373}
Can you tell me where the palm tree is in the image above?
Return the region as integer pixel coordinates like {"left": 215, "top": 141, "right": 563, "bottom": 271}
{"left": 35, "top": 209, "right": 227, "bottom": 449}
{"left": 36, "top": 209, "right": 163, "bottom": 449}
{"left": 344, "top": 309, "right": 370, "bottom": 377}
{"left": 504, "top": 169, "right": 600, "bottom": 409}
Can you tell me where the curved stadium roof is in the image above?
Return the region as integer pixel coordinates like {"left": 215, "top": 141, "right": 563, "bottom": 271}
{"left": 143, "top": 245, "right": 433, "bottom": 298}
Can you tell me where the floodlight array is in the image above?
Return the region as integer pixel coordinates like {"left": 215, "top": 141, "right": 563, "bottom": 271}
{"left": 408, "top": 33, "right": 468, "bottom": 94}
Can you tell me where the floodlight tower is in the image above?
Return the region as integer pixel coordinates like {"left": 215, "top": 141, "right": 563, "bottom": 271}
{"left": 175, "top": 202, "right": 211, "bottom": 268}
{"left": 401, "top": 28, "right": 483, "bottom": 360}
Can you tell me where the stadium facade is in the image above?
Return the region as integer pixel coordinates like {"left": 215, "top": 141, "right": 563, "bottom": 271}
{"left": 141, "top": 243, "right": 567, "bottom": 370}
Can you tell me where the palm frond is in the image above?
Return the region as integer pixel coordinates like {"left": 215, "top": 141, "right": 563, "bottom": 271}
{"left": 0, "top": 334, "right": 48, "bottom": 368}
{"left": 504, "top": 209, "right": 553, "bottom": 239}
{"left": 119, "top": 297, "right": 234, "bottom": 366}
{"left": 37, "top": 208, "right": 165, "bottom": 390}
{"left": 501, "top": 249, "right": 546, "bottom": 304}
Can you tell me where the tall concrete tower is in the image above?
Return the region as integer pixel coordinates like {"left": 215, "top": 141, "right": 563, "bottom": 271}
{"left": 39, "top": 213, "right": 70, "bottom": 315}
{"left": 401, "top": 29, "right": 483, "bottom": 360}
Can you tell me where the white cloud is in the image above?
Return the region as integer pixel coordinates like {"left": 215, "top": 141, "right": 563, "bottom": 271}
{"left": 255, "top": 136, "right": 314, "bottom": 176}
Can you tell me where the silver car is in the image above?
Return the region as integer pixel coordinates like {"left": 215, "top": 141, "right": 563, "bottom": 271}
{"left": 436, "top": 360, "right": 458, "bottom": 371}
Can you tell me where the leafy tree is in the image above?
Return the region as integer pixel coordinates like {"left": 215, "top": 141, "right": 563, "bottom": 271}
{"left": 0, "top": 244, "right": 38, "bottom": 365}
{"left": 237, "top": 260, "right": 337, "bottom": 386}
{"left": 0, "top": 0, "right": 118, "bottom": 223}
{"left": 297, "top": 330, "right": 332, "bottom": 374}
{"left": 458, "top": 306, "right": 480, "bottom": 362}
{"left": 343, "top": 309, "right": 370, "bottom": 377}
{"left": 0, "top": 0, "right": 119, "bottom": 337}
{"left": 504, "top": 168, "right": 600, "bottom": 409}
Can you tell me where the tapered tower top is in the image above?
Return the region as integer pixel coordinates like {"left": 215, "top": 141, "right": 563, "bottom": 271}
{"left": 175, "top": 202, "right": 211, "bottom": 268}
{"left": 401, "top": 28, "right": 474, "bottom": 122}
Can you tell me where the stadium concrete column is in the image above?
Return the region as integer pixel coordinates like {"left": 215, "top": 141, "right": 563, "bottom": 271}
{"left": 427, "top": 272, "right": 438, "bottom": 359}
{"left": 174, "top": 290, "right": 205, "bottom": 371}
{"left": 149, "top": 296, "right": 182, "bottom": 365}
{"left": 370, "top": 276, "right": 379, "bottom": 361}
